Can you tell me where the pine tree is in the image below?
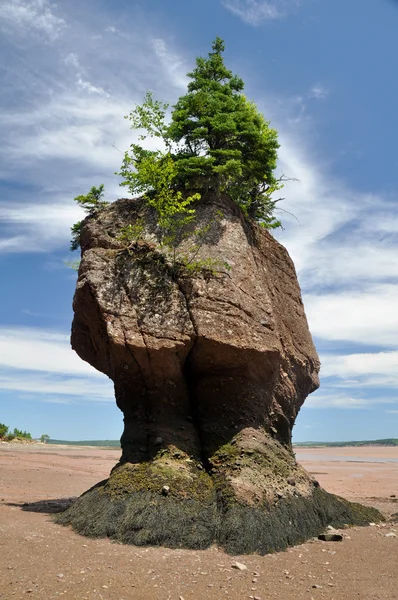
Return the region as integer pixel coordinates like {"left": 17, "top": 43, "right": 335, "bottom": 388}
{"left": 168, "top": 37, "right": 282, "bottom": 226}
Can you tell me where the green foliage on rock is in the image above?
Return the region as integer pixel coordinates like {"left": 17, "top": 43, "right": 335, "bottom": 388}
{"left": 120, "top": 38, "right": 282, "bottom": 228}
{"left": 120, "top": 149, "right": 200, "bottom": 247}
{"left": 70, "top": 39, "right": 283, "bottom": 268}
{"left": 0, "top": 423, "right": 8, "bottom": 438}
{"left": 70, "top": 184, "right": 108, "bottom": 251}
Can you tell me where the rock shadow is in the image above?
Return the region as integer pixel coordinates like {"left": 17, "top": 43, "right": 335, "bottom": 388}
{"left": 6, "top": 498, "right": 77, "bottom": 514}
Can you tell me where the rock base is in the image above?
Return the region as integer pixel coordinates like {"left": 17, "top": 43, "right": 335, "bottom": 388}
{"left": 56, "top": 434, "right": 382, "bottom": 554}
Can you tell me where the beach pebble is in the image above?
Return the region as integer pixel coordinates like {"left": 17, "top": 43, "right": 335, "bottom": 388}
{"left": 385, "top": 532, "right": 396, "bottom": 538}
{"left": 318, "top": 533, "right": 343, "bottom": 542}
{"left": 231, "top": 562, "right": 247, "bottom": 571}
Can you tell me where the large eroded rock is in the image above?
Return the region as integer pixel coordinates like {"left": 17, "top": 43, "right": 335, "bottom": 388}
{"left": 57, "top": 195, "right": 381, "bottom": 553}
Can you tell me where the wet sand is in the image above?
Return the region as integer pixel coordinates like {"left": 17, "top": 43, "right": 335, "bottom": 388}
{"left": 0, "top": 443, "right": 397, "bottom": 600}
{"left": 295, "top": 446, "right": 398, "bottom": 515}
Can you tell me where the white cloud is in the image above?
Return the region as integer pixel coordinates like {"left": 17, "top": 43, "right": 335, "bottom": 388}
{"left": 273, "top": 132, "right": 358, "bottom": 276}
{"left": 63, "top": 52, "right": 80, "bottom": 69}
{"left": 0, "top": 327, "right": 114, "bottom": 403}
{"left": 151, "top": 38, "right": 188, "bottom": 89}
{"left": 0, "top": 15, "right": 193, "bottom": 253}
{"left": 266, "top": 113, "right": 398, "bottom": 358}
{"left": 222, "top": 0, "right": 282, "bottom": 24}
{"left": 0, "top": 202, "right": 85, "bottom": 253}
{"left": 0, "top": 327, "right": 102, "bottom": 376}
{"left": 0, "top": 0, "right": 66, "bottom": 40}
{"left": 77, "top": 77, "right": 110, "bottom": 97}
{"left": 322, "top": 351, "right": 398, "bottom": 380}
{"left": 305, "top": 391, "right": 395, "bottom": 410}
{"left": 0, "top": 370, "right": 113, "bottom": 402}
{"left": 305, "top": 285, "right": 398, "bottom": 347}
{"left": 310, "top": 84, "right": 328, "bottom": 100}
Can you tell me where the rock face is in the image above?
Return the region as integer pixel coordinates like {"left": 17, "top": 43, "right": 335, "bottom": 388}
{"left": 57, "top": 195, "right": 382, "bottom": 553}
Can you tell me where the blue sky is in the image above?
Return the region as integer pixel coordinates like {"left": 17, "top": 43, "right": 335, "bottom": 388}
{"left": 1, "top": 0, "right": 398, "bottom": 442}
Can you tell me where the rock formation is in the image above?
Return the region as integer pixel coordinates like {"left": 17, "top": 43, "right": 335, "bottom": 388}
{"left": 57, "top": 194, "right": 381, "bottom": 553}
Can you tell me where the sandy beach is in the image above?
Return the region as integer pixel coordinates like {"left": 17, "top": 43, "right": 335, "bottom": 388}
{"left": 0, "top": 443, "right": 397, "bottom": 600}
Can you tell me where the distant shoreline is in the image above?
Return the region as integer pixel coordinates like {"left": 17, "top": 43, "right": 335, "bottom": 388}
{"left": 37, "top": 437, "right": 398, "bottom": 449}
{"left": 293, "top": 439, "right": 398, "bottom": 448}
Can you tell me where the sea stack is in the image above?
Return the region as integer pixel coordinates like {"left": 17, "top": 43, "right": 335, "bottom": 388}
{"left": 57, "top": 194, "right": 381, "bottom": 553}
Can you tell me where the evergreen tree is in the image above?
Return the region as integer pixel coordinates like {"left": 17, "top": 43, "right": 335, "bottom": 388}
{"left": 168, "top": 37, "right": 282, "bottom": 226}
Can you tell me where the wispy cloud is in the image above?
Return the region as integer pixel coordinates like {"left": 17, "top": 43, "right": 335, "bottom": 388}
{"left": 254, "top": 93, "right": 398, "bottom": 415}
{"left": 0, "top": 370, "right": 113, "bottom": 402}
{"left": 0, "top": 327, "right": 100, "bottom": 375}
{"left": 305, "top": 286, "right": 398, "bottom": 347}
{"left": 321, "top": 351, "right": 398, "bottom": 388}
{"left": 77, "top": 77, "right": 110, "bottom": 97}
{"left": 305, "top": 392, "right": 392, "bottom": 410}
{"left": 63, "top": 52, "right": 81, "bottom": 69}
{"left": 0, "top": 203, "right": 86, "bottom": 253}
{"left": 222, "top": 0, "right": 299, "bottom": 25}
{"left": 0, "top": 327, "right": 113, "bottom": 403}
{"left": 309, "top": 84, "right": 329, "bottom": 100}
{"left": 222, "top": 0, "right": 281, "bottom": 24}
{"left": 0, "top": 0, "right": 66, "bottom": 40}
{"left": 0, "top": 8, "right": 189, "bottom": 254}
{"left": 151, "top": 38, "right": 188, "bottom": 89}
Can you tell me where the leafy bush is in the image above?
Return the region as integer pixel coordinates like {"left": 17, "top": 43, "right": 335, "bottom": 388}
{"left": 12, "top": 428, "right": 32, "bottom": 440}
{"left": 0, "top": 424, "right": 32, "bottom": 441}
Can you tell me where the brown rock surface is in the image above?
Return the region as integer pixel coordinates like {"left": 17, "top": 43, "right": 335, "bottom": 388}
{"left": 59, "top": 195, "right": 381, "bottom": 552}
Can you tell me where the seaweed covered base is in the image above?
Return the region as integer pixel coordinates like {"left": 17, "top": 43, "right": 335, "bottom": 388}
{"left": 56, "top": 436, "right": 383, "bottom": 555}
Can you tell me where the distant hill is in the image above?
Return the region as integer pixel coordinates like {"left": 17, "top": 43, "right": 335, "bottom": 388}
{"left": 294, "top": 438, "right": 398, "bottom": 448}
{"left": 48, "top": 439, "right": 120, "bottom": 447}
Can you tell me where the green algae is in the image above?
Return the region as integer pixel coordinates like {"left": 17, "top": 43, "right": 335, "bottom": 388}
{"left": 103, "top": 459, "right": 214, "bottom": 504}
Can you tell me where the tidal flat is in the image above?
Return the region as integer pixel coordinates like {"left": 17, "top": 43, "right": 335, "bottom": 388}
{"left": 0, "top": 443, "right": 397, "bottom": 599}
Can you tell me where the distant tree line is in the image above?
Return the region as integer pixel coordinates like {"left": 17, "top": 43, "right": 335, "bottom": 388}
{"left": 0, "top": 424, "right": 49, "bottom": 443}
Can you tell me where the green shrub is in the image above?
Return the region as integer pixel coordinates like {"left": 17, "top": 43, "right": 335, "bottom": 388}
{"left": 0, "top": 423, "right": 8, "bottom": 438}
